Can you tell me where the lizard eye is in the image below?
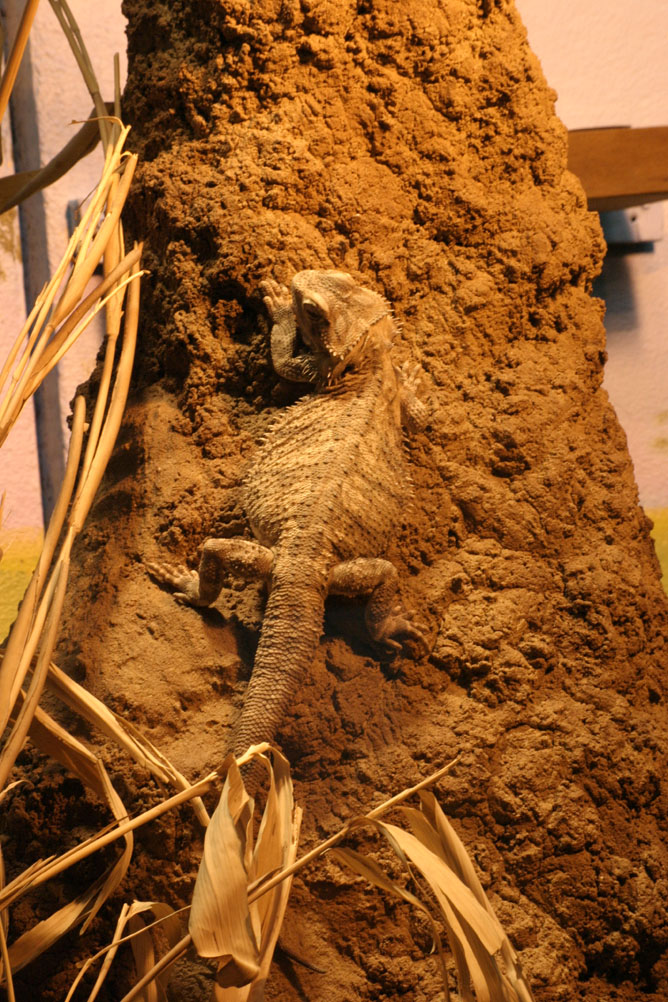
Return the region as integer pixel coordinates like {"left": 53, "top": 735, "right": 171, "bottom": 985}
{"left": 302, "top": 299, "right": 328, "bottom": 324}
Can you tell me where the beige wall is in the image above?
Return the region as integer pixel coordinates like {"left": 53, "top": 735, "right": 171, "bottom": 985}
{"left": 517, "top": 0, "right": 668, "bottom": 584}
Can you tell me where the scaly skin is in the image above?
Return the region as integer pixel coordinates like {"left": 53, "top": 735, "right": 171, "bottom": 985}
{"left": 147, "top": 270, "right": 427, "bottom": 771}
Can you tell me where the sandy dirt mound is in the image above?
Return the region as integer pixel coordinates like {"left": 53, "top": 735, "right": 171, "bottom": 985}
{"left": 6, "top": 1, "right": 668, "bottom": 999}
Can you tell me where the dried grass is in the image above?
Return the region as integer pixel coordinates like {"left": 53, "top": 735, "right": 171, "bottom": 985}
{"left": 0, "top": 0, "right": 40, "bottom": 127}
{"left": 0, "top": 6, "right": 536, "bottom": 1001}
{"left": 0, "top": 0, "right": 145, "bottom": 988}
{"left": 0, "top": 104, "right": 112, "bottom": 214}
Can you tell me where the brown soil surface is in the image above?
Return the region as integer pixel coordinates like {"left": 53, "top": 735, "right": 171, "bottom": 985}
{"left": 6, "top": 0, "right": 668, "bottom": 999}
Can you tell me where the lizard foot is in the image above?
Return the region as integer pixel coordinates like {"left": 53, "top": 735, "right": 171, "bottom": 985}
{"left": 396, "top": 360, "right": 424, "bottom": 394}
{"left": 260, "top": 278, "right": 291, "bottom": 321}
{"left": 371, "top": 606, "right": 429, "bottom": 659}
{"left": 145, "top": 560, "right": 207, "bottom": 607}
{"left": 396, "top": 360, "right": 429, "bottom": 429}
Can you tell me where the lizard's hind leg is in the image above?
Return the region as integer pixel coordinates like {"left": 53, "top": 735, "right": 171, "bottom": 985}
{"left": 146, "top": 538, "right": 273, "bottom": 607}
{"left": 328, "top": 557, "right": 427, "bottom": 657}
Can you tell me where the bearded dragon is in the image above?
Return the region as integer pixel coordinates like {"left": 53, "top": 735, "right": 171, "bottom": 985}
{"left": 147, "top": 270, "right": 427, "bottom": 765}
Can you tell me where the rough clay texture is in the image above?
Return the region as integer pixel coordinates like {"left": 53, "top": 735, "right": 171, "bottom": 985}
{"left": 8, "top": 0, "right": 668, "bottom": 999}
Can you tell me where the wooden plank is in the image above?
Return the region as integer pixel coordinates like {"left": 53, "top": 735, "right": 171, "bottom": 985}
{"left": 567, "top": 126, "right": 668, "bottom": 211}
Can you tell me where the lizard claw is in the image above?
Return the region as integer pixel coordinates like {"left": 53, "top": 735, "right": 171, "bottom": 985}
{"left": 260, "top": 279, "right": 291, "bottom": 321}
{"left": 397, "top": 360, "right": 429, "bottom": 430}
{"left": 396, "top": 360, "right": 424, "bottom": 394}
{"left": 145, "top": 561, "right": 204, "bottom": 606}
{"left": 399, "top": 621, "right": 430, "bottom": 659}
{"left": 371, "top": 610, "right": 429, "bottom": 660}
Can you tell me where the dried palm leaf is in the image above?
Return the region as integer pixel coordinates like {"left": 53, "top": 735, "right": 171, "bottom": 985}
{"left": 119, "top": 755, "right": 460, "bottom": 1002}
{"left": 189, "top": 747, "right": 300, "bottom": 1000}
{"left": 0, "top": 0, "right": 40, "bottom": 127}
{"left": 65, "top": 902, "right": 185, "bottom": 1002}
{"left": 328, "top": 796, "right": 536, "bottom": 1002}
{"left": 0, "top": 918, "right": 14, "bottom": 1002}
{"left": 46, "top": 661, "right": 210, "bottom": 825}
{"left": 190, "top": 757, "right": 259, "bottom": 975}
{"left": 0, "top": 252, "right": 141, "bottom": 786}
{"left": 47, "top": 0, "right": 111, "bottom": 147}
{"left": 0, "top": 0, "right": 151, "bottom": 991}
{"left": 127, "top": 903, "right": 183, "bottom": 1002}
{"left": 0, "top": 105, "right": 111, "bottom": 214}
{"left": 0, "top": 768, "right": 219, "bottom": 918}
{"left": 415, "top": 793, "right": 534, "bottom": 1002}
{"left": 329, "top": 845, "right": 451, "bottom": 998}
{"left": 0, "top": 698, "right": 132, "bottom": 978}
{"left": 0, "top": 138, "right": 140, "bottom": 446}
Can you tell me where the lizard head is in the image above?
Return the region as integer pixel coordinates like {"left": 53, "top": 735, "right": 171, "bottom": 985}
{"left": 291, "top": 270, "right": 393, "bottom": 383}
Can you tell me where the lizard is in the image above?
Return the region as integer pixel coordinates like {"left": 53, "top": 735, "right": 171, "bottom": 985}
{"left": 147, "top": 269, "right": 428, "bottom": 773}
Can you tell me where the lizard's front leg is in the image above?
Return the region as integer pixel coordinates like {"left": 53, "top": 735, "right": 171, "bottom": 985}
{"left": 260, "top": 278, "right": 318, "bottom": 384}
{"left": 146, "top": 538, "right": 273, "bottom": 607}
{"left": 397, "top": 360, "right": 429, "bottom": 430}
{"left": 328, "top": 557, "right": 428, "bottom": 657}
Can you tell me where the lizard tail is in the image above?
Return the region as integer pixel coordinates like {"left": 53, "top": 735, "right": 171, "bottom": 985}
{"left": 231, "top": 576, "right": 326, "bottom": 765}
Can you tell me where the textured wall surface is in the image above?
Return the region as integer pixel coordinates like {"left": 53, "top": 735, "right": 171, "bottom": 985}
{"left": 2, "top": 3, "right": 668, "bottom": 1000}
{"left": 19, "top": 0, "right": 665, "bottom": 998}
{"left": 3, "top": 0, "right": 666, "bottom": 638}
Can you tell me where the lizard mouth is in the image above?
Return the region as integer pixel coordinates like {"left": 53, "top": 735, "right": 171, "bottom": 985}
{"left": 294, "top": 281, "right": 393, "bottom": 387}
{"left": 322, "top": 329, "right": 372, "bottom": 385}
